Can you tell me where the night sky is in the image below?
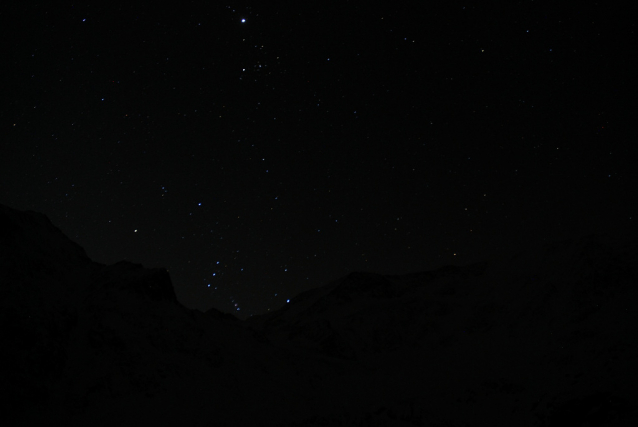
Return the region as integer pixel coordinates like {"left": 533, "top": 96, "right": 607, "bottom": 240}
{"left": 3, "top": 4, "right": 635, "bottom": 319}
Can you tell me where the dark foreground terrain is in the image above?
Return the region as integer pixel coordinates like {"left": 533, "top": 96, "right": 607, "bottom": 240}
{"left": 2, "top": 202, "right": 637, "bottom": 425}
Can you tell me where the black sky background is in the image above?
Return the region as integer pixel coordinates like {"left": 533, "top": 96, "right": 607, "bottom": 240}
{"left": 2, "top": 3, "right": 636, "bottom": 319}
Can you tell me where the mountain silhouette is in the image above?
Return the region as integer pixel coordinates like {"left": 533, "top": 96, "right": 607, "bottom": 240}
{"left": 2, "top": 202, "right": 637, "bottom": 425}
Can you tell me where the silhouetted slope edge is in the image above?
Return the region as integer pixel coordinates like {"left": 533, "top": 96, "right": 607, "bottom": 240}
{"left": 2, "top": 202, "right": 637, "bottom": 426}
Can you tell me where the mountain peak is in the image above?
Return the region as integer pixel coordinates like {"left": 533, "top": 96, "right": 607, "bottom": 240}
{"left": 3, "top": 202, "right": 637, "bottom": 425}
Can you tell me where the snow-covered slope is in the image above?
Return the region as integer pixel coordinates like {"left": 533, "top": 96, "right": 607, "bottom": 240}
{"left": 2, "top": 203, "right": 637, "bottom": 425}
{"left": 247, "top": 235, "right": 638, "bottom": 425}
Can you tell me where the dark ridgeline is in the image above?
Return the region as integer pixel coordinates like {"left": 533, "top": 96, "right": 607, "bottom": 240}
{"left": 2, "top": 202, "right": 637, "bottom": 425}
